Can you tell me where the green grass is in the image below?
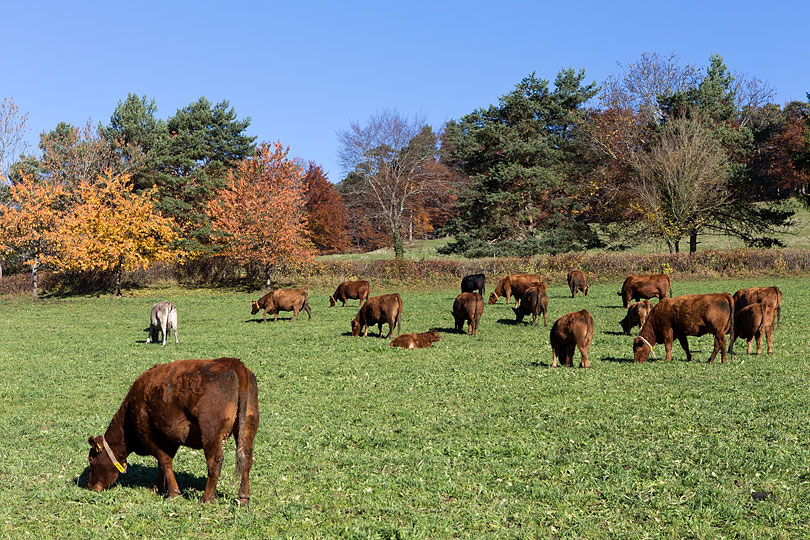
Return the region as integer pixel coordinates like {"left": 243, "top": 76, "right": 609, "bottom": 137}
{"left": 1, "top": 278, "right": 810, "bottom": 538}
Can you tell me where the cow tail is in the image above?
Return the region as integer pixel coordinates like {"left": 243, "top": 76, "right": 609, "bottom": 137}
{"left": 396, "top": 295, "right": 403, "bottom": 335}
{"left": 727, "top": 294, "right": 735, "bottom": 358}
{"left": 777, "top": 289, "right": 782, "bottom": 328}
{"left": 234, "top": 369, "right": 259, "bottom": 480}
{"left": 668, "top": 276, "right": 673, "bottom": 298}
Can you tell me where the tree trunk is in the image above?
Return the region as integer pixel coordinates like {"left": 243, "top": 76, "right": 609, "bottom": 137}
{"left": 265, "top": 262, "right": 272, "bottom": 290}
{"left": 0, "top": 259, "right": 3, "bottom": 279}
{"left": 408, "top": 213, "right": 413, "bottom": 242}
{"left": 689, "top": 230, "right": 698, "bottom": 253}
{"left": 393, "top": 231, "right": 405, "bottom": 259}
{"left": 115, "top": 265, "right": 123, "bottom": 297}
{"left": 31, "top": 258, "right": 39, "bottom": 301}
{"left": 674, "top": 240, "right": 680, "bottom": 253}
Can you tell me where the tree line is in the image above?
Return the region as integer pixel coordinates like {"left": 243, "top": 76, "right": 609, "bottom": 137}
{"left": 1, "top": 53, "right": 809, "bottom": 296}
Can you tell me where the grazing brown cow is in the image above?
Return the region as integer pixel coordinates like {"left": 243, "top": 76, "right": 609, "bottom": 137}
{"left": 619, "top": 300, "right": 652, "bottom": 335}
{"left": 567, "top": 270, "right": 589, "bottom": 298}
{"left": 618, "top": 274, "right": 672, "bottom": 308}
{"left": 330, "top": 280, "right": 370, "bottom": 307}
{"left": 488, "top": 273, "right": 544, "bottom": 305}
{"left": 251, "top": 288, "right": 311, "bottom": 322}
{"left": 351, "top": 293, "right": 402, "bottom": 338}
{"left": 633, "top": 293, "right": 734, "bottom": 363}
{"left": 728, "top": 302, "right": 775, "bottom": 355}
{"left": 512, "top": 286, "right": 549, "bottom": 326}
{"left": 452, "top": 292, "right": 484, "bottom": 335}
{"left": 390, "top": 329, "right": 441, "bottom": 349}
{"left": 87, "top": 357, "right": 259, "bottom": 505}
{"left": 733, "top": 286, "right": 782, "bottom": 328}
{"left": 550, "top": 310, "right": 594, "bottom": 368}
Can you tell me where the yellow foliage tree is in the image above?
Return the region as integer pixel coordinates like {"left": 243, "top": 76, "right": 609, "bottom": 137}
{"left": 56, "top": 171, "right": 181, "bottom": 296}
{"left": 0, "top": 174, "right": 65, "bottom": 299}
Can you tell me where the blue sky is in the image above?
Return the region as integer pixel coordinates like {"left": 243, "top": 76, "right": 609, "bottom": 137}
{"left": 4, "top": 0, "right": 807, "bottom": 181}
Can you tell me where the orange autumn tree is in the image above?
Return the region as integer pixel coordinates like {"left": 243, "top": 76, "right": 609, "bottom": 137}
{"left": 0, "top": 174, "right": 65, "bottom": 299}
{"left": 207, "top": 142, "right": 314, "bottom": 288}
{"left": 56, "top": 171, "right": 180, "bottom": 296}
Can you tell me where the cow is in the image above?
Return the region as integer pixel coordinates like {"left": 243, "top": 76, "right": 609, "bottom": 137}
{"left": 330, "top": 280, "right": 370, "bottom": 307}
{"left": 488, "top": 273, "right": 544, "bottom": 305}
{"left": 452, "top": 292, "right": 484, "bottom": 335}
{"left": 460, "top": 273, "right": 486, "bottom": 296}
{"left": 567, "top": 270, "right": 589, "bottom": 298}
{"left": 251, "top": 288, "right": 311, "bottom": 322}
{"left": 733, "top": 286, "right": 782, "bottom": 328}
{"left": 351, "top": 293, "right": 402, "bottom": 338}
{"left": 145, "top": 301, "right": 178, "bottom": 346}
{"left": 633, "top": 293, "right": 734, "bottom": 363}
{"left": 390, "top": 329, "right": 441, "bottom": 349}
{"left": 512, "top": 286, "right": 549, "bottom": 327}
{"left": 550, "top": 310, "right": 594, "bottom": 368}
{"left": 619, "top": 299, "right": 652, "bottom": 335}
{"left": 618, "top": 274, "right": 672, "bottom": 308}
{"left": 728, "top": 302, "right": 775, "bottom": 355}
{"left": 87, "top": 357, "right": 259, "bottom": 505}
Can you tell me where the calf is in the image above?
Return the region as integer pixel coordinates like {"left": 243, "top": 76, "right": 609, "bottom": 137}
{"left": 390, "top": 329, "right": 441, "bottom": 349}
{"left": 330, "top": 280, "right": 370, "bottom": 307}
{"left": 733, "top": 286, "right": 782, "bottom": 328}
{"left": 512, "top": 286, "right": 549, "bottom": 327}
{"left": 251, "top": 288, "right": 311, "bottom": 322}
{"left": 488, "top": 273, "right": 544, "bottom": 305}
{"left": 87, "top": 357, "right": 259, "bottom": 505}
{"left": 728, "top": 302, "right": 775, "bottom": 355}
{"left": 619, "top": 300, "right": 652, "bottom": 335}
{"left": 567, "top": 270, "right": 589, "bottom": 298}
{"left": 351, "top": 293, "right": 402, "bottom": 338}
{"left": 618, "top": 274, "right": 672, "bottom": 308}
{"left": 633, "top": 293, "right": 734, "bottom": 363}
{"left": 146, "top": 301, "right": 178, "bottom": 346}
{"left": 461, "top": 273, "right": 486, "bottom": 296}
{"left": 550, "top": 310, "right": 594, "bottom": 368}
{"left": 452, "top": 292, "right": 484, "bottom": 335}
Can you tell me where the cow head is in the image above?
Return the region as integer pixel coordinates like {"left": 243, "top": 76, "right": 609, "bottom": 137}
{"left": 619, "top": 314, "right": 632, "bottom": 335}
{"left": 329, "top": 296, "right": 336, "bottom": 307}
{"left": 488, "top": 293, "right": 499, "bottom": 305}
{"left": 632, "top": 337, "right": 652, "bottom": 363}
{"left": 351, "top": 319, "right": 361, "bottom": 336}
{"left": 426, "top": 329, "right": 441, "bottom": 343}
{"left": 87, "top": 436, "right": 123, "bottom": 492}
{"left": 250, "top": 301, "right": 261, "bottom": 315}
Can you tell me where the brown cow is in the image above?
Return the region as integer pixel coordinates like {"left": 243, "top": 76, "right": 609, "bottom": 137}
{"left": 351, "top": 293, "right": 402, "bottom": 338}
{"left": 390, "top": 329, "right": 441, "bottom": 349}
{"left": 618, "top": 274, "right": 672, "bottom": 308}
{"left": 488, "top": 273, "right": 544, "bottom": 305}
{"left": 733, "top": 286, "right": 782, "bottom": 328}
{"left": 452, "top": 292, "right": 484, "bottom": 335}
{"left": 251, "top": 288, "right": 311, "bottom": 322}
{"left": 550, "top": 310, "right": 594, "bottom": 368}
{"left": 512, "top": 286, "right": 549, "bottom": 326}
{"left": 728, "top": 302, "right": 775, "bottom": 355}
{"left": 329, "top": 280, "right": 370, "bottom": 307}
{"left": 567, "top": 270, "right": 589, "bottom": 298}
{"left": 87, "top": 357, "right": 259, "bottom": 505}
{"left": 633, "top": 293, "right": 734, "bottom": 363}
{"left": 619, "top": 299, "right": 652, "bottom": 335}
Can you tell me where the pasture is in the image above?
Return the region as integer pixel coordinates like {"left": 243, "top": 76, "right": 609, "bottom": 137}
{"left": 1, "top": 277, "right": 809, "bottom": 538}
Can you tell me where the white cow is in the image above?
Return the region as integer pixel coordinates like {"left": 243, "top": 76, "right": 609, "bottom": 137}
{"left": 146, "top": 301, "right": 178, "bottom": 346}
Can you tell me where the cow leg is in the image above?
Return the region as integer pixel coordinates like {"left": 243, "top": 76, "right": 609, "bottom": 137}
{"left": 747, "top": 338, "right": 754, "bottom": 354}
{"left": 755, "top": 332, "right": 762, "bottom": 355}
{"left": 551, "top": 346, "right": 558, "bottom": 368}
{"left": 578, "top": 343, "right": 590, "bottom": 368}
{"left": 565, "top": 345, "right": 576, "bottom": 367}
{"left": 542, "top": 308, "right": 548, "bottom": 327}
{"left": 667, "top": 339, "right": 678, "bottom": 362}
{"left": 362, "top": 325, "right": 369, "bottom": 337}
{"left": 290, "top": 306, "right": 299, "bottom": 322}
{"left": 152, "top": 450, "right": 181, "bottom": 497}
{"left": 162, "top": 319, "right": 168, "bottom": 346}
{"left": 531, "top": 313, "right": 537, "bottom": 326}
{"left": 766, "top": 326, "right": 773, "bottom": 354}
{"left": 304, "top": 302, "right": 312, "bottom": 319}
{"left": 201, "top": 439, "right": 225, "bottom": 503}
{"left": 710, "top": 332, "right": 727, "bottom": 363}
{"left": 263, "top": 309, "right": 269, "bottom": 323}
{"left": 384, "top": 321, "right": 394, "bottom": 339}
{"left": 153, "top": 444, "right": 179, "bottom": 494}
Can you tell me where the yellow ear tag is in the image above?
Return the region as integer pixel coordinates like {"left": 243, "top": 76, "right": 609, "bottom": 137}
{"left": 114, "top": 461, "right": 127, "bottom": 473}
{"left": 95, "top": 442, "right": 103, "bottom": 452}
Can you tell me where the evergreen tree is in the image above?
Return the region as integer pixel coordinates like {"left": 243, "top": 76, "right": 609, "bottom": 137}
{"left": 440, "top": 69, "right": 601, "bottom": 256}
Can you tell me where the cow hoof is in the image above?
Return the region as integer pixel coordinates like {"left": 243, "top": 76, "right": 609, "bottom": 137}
{"left": 167, "top": 490, "right": 181, "bottom": 499}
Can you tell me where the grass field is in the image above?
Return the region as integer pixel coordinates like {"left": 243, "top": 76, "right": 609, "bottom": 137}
{"left": 2, "top": 277, "right": 810, "bottom": 538}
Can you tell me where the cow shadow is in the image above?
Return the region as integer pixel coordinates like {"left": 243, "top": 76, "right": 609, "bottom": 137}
{"left": 603, "top": 330, "right": 627, "bottom": 336}
{"left": 600, "top": 356, "right": 634, "bottom": 363}
{"left": 433, "top": 327, "right": 458, "bottom": 334}
{"left": 598, "top": 305, "right": 625, "bottom": 309}
{"left": 246, "top": 317, "right": 305, "bottom": 323}
{"left": 76, "top": 463, "right": 207, "bottom": 499}
{"left": 496, "top": 318, "right": 519, "bottom": 326}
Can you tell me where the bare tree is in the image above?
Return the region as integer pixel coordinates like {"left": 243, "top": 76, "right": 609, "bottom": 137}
{"left": 0, "top": 97, "right": 29, "bottom": 178}
{"left": 630, "top": 116, "right": 730, "bottom": 253}
{"left": 338, "top": 110, "right": 446, "bottom": 258}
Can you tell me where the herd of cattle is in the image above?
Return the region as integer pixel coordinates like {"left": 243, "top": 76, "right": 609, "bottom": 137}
{"left": 86, "top": 271, "right": 783, "bottom": 504}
